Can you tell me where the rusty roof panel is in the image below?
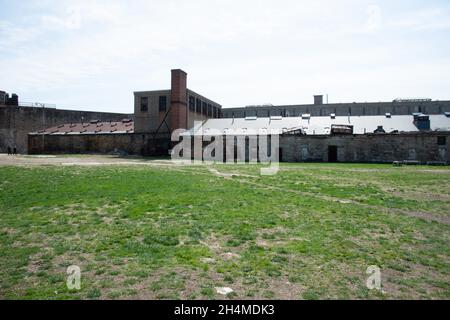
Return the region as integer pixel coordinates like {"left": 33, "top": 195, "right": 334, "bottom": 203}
{"left": 35, "top": 119, "right": 134, "bottom": 135}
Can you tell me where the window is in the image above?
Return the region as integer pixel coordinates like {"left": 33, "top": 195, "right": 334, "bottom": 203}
{"left": 208, "top": 104, "right": 212, "bottom": 117}
{"left": 159, "top": 96, "right": 167, "bottom": 112}
{"left": 196, "top": 98, "right": 201, "bottom": 113}
{"left": 438, "top": 136, "right": 446, "bottom": 146}
{"left": 140, "top": 97, "right": 148, "bottom": 112}
{"left": 202, "top": 101, "right": 207, "bottom": 115}
{"left": 213, "top": 107, "right": 217, "bottom": 118}
{"left": 189, "top": 96, "right": 195, "bottom": 111}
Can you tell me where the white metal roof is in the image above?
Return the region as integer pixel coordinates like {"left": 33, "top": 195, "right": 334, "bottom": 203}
{"left": 185, "top": 114, "right": 450, "bottom": 136}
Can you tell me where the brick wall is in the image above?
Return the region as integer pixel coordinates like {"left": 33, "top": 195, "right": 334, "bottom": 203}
{"left": 28, "top": 132, "right": 170, "bottom": 156}
{"left": 0, "top": 105, "right": 131, "bottom": 154}
{"left": 170, "top": 69, "right": 188, "bottom": 131}
{"left": 280, "top": 133, "right": 450, "bottom": 163}
{"left": 28, "top": 131, "right": 450, "bottom": 163}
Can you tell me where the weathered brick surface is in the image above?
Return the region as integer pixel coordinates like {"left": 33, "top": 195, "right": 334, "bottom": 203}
{"left": 27, "top": 131, "right": 450, "bottom": 163}
{"left": 170, "top": 69, "right": 188, "bottom": 131}
{"left": 280, "top": 133, "right": 450, "bottom": 163}
{"left": 28, "top": 132, "right": 170, "bottom": 156}
{"left": 0, "top": 105, "right": 131, "bottom": 154}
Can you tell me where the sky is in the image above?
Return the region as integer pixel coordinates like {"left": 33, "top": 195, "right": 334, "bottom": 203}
{"left": 1, "top": 0, "right": 450, "bottom": 113}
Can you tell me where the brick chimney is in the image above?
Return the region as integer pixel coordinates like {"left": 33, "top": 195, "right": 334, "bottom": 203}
{"left": 170, "top": 69, "right": 188, "bottom": 131}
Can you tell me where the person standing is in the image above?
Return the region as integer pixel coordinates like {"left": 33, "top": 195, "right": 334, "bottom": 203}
{"left": 13, "top": 146, "right": 17, "bottom": 155}
{"left": 7, "top": 146, "right": 12, "bottom": 155}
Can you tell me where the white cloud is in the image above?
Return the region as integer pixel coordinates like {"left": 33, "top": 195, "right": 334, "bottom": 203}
{"left": 1, "top": 0, "right": 450, "bottom": 112}
{"left": 366, "top": 4, "right": 382, "bottom": 31}
{"left": 41, "top": 6, "right": 81, "bottom": 30}
{"left": 387, "top": 7, "right": 450, "bottom": 31}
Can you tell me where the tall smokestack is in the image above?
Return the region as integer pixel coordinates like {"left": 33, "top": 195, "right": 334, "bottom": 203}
{"left": 170, "top": 69, "right": 188, "bottom": 132}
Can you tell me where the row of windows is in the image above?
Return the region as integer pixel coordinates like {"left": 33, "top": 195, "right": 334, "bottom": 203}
{"left": 223, "top": 105, "right": 446, "bottom": 118}
{"left": 141, "top": 95, "right": 220, "bottom": 118}
{"left": 189, "top": 96, "right": 220, "bottom": 118}
{"left": 140, "top": 95, "right": 168, "bottom": 112}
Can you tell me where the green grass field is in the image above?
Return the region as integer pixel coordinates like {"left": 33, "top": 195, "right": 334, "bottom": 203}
{"left": 0, "top": 158, "right": 449, "bottom": 299}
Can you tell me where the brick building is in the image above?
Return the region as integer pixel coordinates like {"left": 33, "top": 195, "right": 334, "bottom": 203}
{"left": 0, "top": 93, "right": 131, "bottom": 154}
{"left": 24, "top": 69, "right": 450, "bottom": 163}
{"left": 133, "top": 69, "right": 221, "bottom": 134}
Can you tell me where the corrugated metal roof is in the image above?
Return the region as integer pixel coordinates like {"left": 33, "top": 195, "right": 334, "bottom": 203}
{"left": 31, "top": 119, "right": 134, "bottom": 135}
{"left": 186, "top": 114, "right": 450, "bottom": 135}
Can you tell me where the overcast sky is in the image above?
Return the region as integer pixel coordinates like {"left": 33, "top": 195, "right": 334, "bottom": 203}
{"left": 1, "top": 0, "right": 450, "bottom": 113}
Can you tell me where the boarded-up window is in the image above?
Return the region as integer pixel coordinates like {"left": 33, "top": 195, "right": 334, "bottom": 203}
{"left": 140, "top": 97, "right": 148, "bottom": 112}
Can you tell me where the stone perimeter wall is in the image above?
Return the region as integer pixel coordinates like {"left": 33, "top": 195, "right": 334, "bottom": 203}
{"left": 28, "top": 133, "right": 170, "bottom": 156}
{"left": 28, "top": 131, "right": 450, "bottom": 163}
{"left": 280, "top": 133, "right": 450, "bottom": 163}
{"left": 0, "top": 105, "right": 132, "bottom": 154}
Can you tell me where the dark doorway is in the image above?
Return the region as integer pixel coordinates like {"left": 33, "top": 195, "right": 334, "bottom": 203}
{"left": 279, "top": 148, "right": 283, "bottom": 162}
{"left": 328, "top": 146, "right": 338, "bottom": 162}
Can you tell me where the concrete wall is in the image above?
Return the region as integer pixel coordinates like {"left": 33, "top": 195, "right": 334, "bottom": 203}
{"left": 28, "top": 133, "right": 170, "bottom": 156}
{"left": 28, "top": 130, "right": 450, "bottom": 164}
{"left": 222, "top": 100, "right": 450, "bottom": 118}
{"left": 0, "top": 105, "right": 131, "bottom": 154}
{"left": 280, "top": 133, "right": 450, "bottom": 163}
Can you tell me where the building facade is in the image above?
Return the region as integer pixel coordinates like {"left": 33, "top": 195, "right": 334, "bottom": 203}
{"left": 133, "top": 69, "right": 221, "bottom": 134}
{"left": 0, "top": 95, "right": 131, "bottom": 154}
{"left": 221, "top": 98, "right": 450, "bottom": 118}
{"left": 25, "top": 69, "right": 450, "bottom": 163}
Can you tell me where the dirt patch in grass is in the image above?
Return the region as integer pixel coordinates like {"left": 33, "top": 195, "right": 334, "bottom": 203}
{"left": 382, "top": 263, "right": 450, "bottom": 299}
{"left": 398, "top": 210, "right": 450, "bottom": 226}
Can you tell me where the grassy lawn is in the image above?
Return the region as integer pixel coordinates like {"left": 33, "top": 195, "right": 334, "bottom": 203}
{"left": 0, "top": 159, "right": 449, "bottom": 299}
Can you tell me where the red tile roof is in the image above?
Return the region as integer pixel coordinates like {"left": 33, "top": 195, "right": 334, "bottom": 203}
{"left": 33, "top": 119, "right": 134, "bottom": 135}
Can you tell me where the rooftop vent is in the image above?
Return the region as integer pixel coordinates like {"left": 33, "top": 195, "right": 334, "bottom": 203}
{"left": 412, "top": 112, "right": 423, "bottom": 121}
{"left": 301, "top": 114, "right": 311, "bottom": 120}
{"left": 385, "top": 113, "right": 391, "bottom": 118}
{"left": 414, "top": 114, "right": 430, "bottom": 131}
{"left": 394, "top": 98, "right": 432, "bottom": 103}
{"left": 331, "top": 124, "right": 353, "bottom": 134}
{"left": 374, "top": 125, "right": 386, "bottom": 133}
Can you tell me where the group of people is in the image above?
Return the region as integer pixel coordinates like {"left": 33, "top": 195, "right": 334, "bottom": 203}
{"left": 7, "top": 146, "right": 17, "bottom": 156}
